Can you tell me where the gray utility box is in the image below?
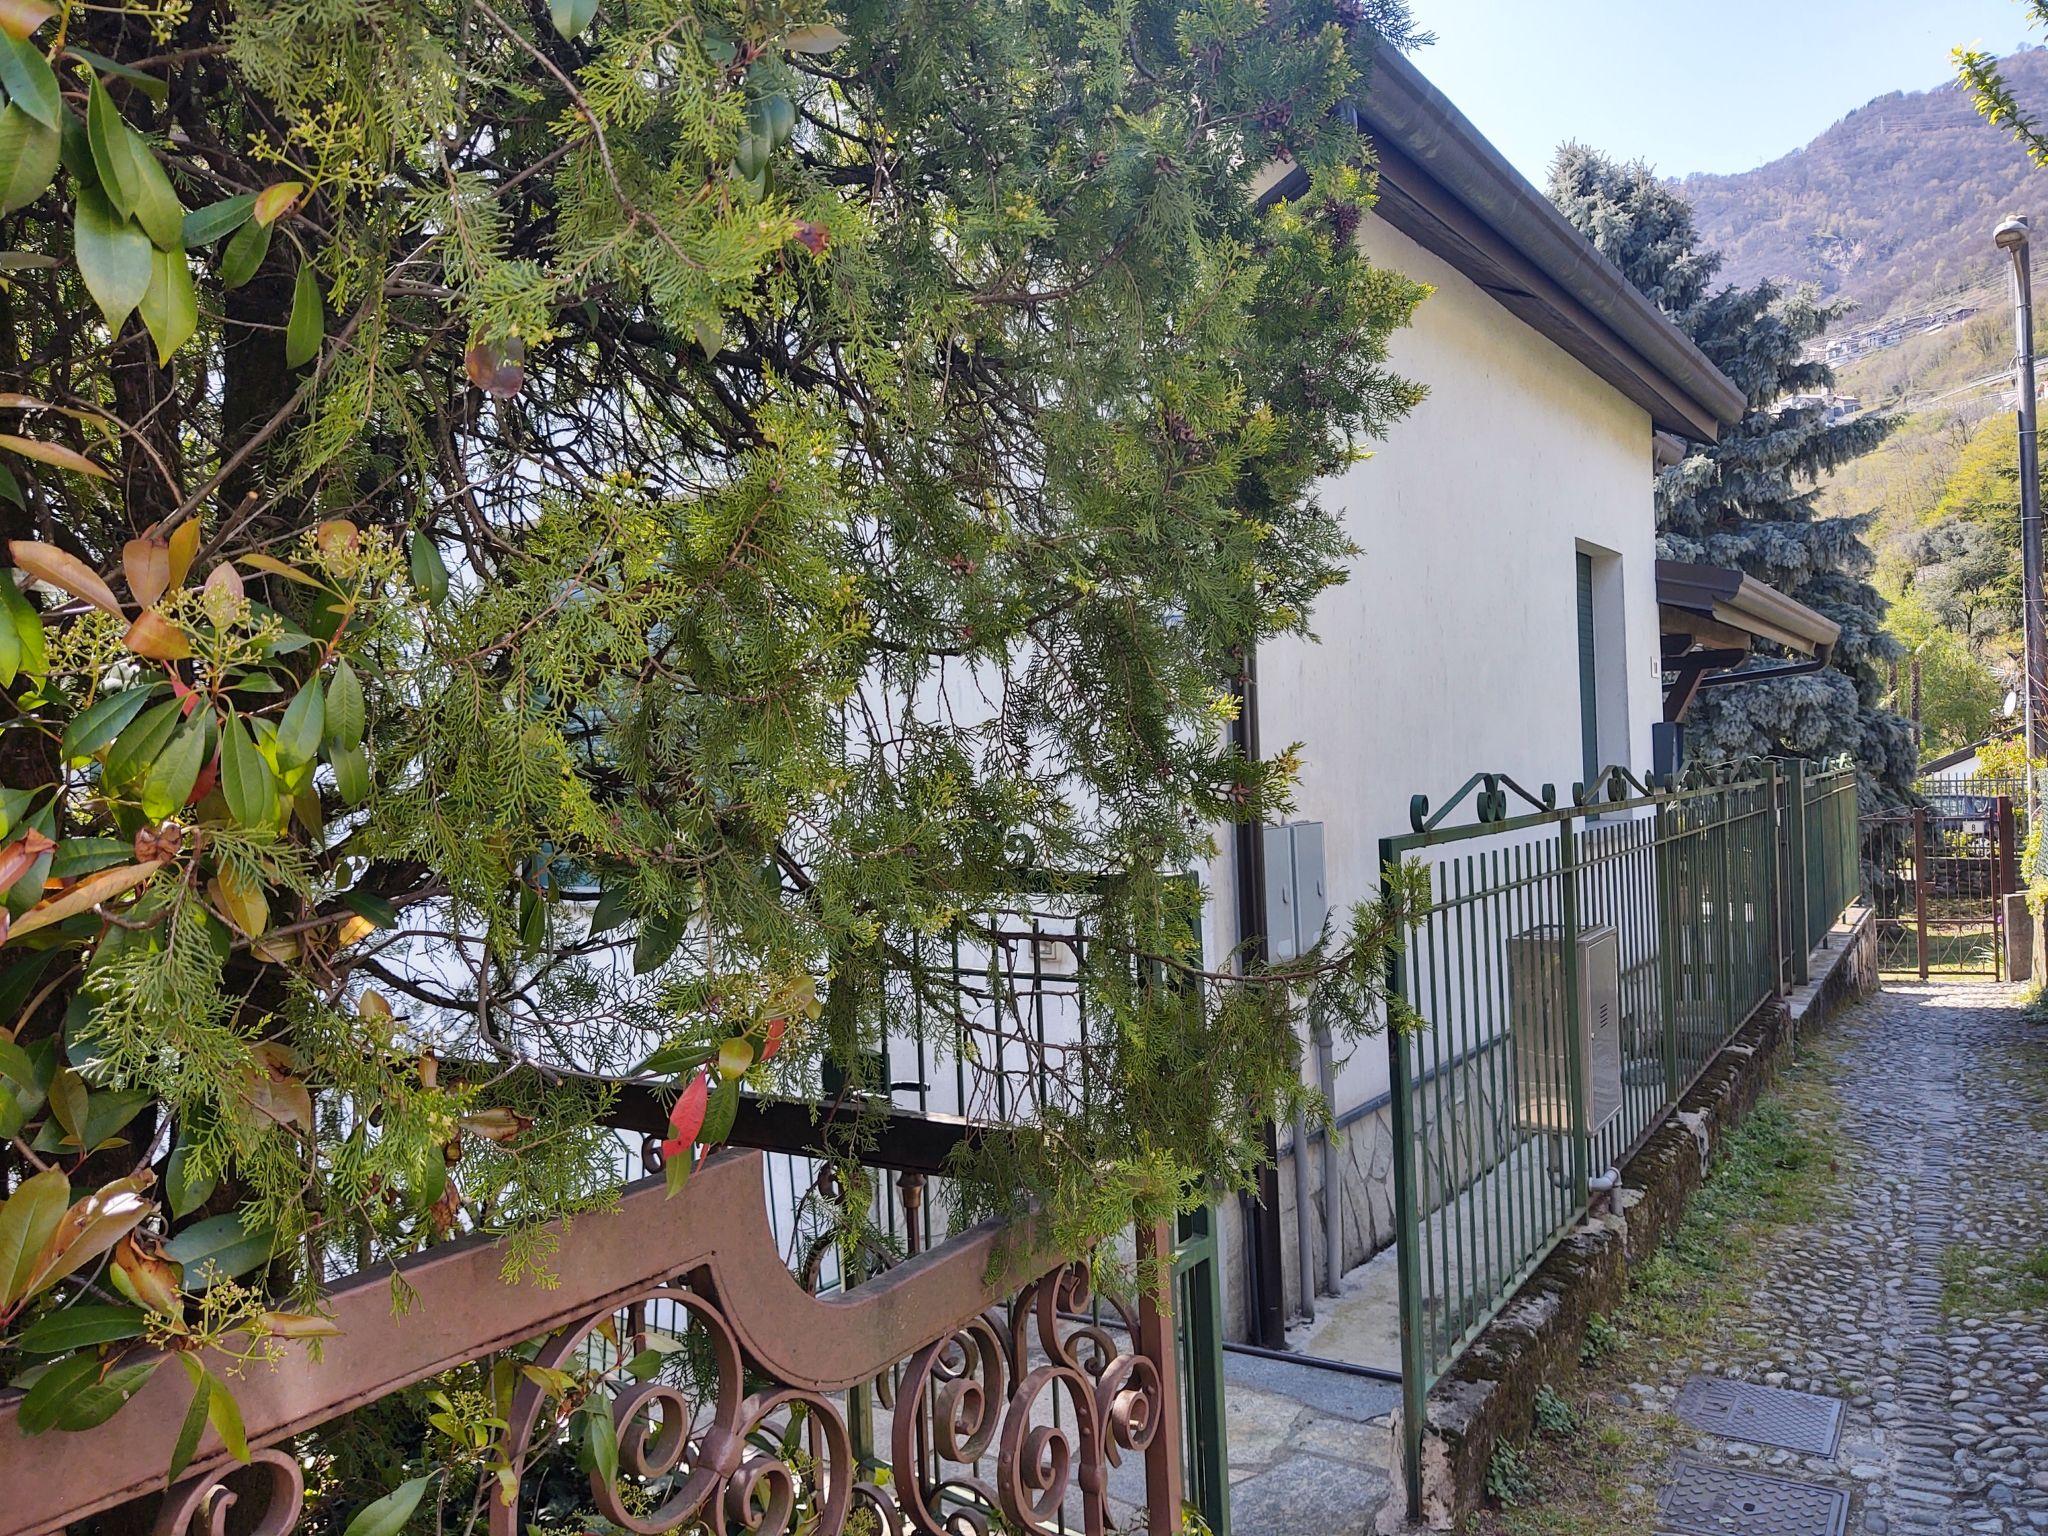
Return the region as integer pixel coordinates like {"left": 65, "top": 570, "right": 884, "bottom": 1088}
{"left": 1509, "top": 923, "right": 1625, "bottom": 1137}
{"left": 1262, "top": 822, "right": 1327, "bottom": 961}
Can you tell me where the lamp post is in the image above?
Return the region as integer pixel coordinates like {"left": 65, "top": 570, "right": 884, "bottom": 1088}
{"left": 1996, "top": 215, "right": 2046, "bottom": 827}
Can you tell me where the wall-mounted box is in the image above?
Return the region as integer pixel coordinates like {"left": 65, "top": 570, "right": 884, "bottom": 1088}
{"left": 1509, "top": 923, "right": 1624, "bottom": 1136}
{"left": 1262, "top": 822, "right": 1327, "bottom": 961}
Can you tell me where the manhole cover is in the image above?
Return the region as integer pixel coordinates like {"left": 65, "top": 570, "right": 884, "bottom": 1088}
{"left": 1674, "top": 1375, "right": 1844, "bottom": 1455}
{"left": 1657, "top": 1459, "right": 1848, "bottom": 1536}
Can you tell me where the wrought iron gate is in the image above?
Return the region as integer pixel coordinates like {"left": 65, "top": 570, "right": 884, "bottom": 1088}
{"left": 1862, "top": 797, "right": 2016, "bottom": 977}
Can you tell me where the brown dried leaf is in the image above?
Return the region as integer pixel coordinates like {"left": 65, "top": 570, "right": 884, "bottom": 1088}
{"left": 122, "top": 608, "right": 193, "bottom": 661}
{"left": 9, "top": 860, "right": 163, "bottom": 941}
{"left": 0, "top": 0, "right": 54, "bottom": 42}
{"left": 251, "top": 182, "right": 304, "bottom": 226}
{"left": 18, "top": 1171, "right": 154, "bottom": 1303}
{"left": 7, "top": 539, "right": 121, "bottom": 613}
{"left": 464, "top": 336, "right": 526, "bottom": 399}
{"left": 0, "top": 434, "right": 112, "bottom": 481}
{"left": 164, "top": 519, "right": 200, "bottom": 590}
{"left": 123, "top": 536, "right": 172, "bottom": 609}
{"left": 111, "top": 1232, "right": 184, "bottom": 1316}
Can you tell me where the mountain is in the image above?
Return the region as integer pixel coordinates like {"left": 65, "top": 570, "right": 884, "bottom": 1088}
{"left": 1676, "top": 48, "right": 2048, "bottom": 324}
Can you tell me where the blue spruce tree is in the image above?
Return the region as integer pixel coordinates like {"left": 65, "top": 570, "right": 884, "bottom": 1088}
{"left": 1549, "top": 146, "right": 1917, "bottom": 803}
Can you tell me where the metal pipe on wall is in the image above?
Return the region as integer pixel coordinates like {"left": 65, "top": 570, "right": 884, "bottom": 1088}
{"left": 1315, "top": 1019, "right": 1343, "bottom": 1295}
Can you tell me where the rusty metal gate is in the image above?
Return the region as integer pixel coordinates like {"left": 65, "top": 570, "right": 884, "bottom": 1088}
{"left": 1862, "top": 796, "right": 2017, "bottom": 977}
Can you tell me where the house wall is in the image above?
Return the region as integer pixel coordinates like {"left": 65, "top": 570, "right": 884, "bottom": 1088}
{"left": 1201, "top": 212, "right": 1663, "bottom": 1340}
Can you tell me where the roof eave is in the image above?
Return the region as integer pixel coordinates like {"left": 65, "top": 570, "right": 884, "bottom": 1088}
{"left": 1345, "top": 47, "right": 1745, "bottom": 441}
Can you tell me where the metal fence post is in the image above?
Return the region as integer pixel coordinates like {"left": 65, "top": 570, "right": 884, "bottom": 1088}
{"left": 1764, "top": 759, "right": 1786, "bottom": 993}
{"left": 1716, "top": 785, "right": 1736, "bottom": 1032}
{"left": 1382, "top": 836, "right": 1428, "bottom": 1522}
{"left": 1172, "top": 1206, "right": 1230, "bottom": 1535}
{"left": 1557, "top": 814, "right": 1590, "bottom": 1203}
{"left": 1913, "top": 804, "right": 1930, "bottom": 981}
{"left": 1786, "top": 759, "right": 1811, "bottom": 985}
{"left": 1655, "top": 792, "right": 1681, "bottom": 1103}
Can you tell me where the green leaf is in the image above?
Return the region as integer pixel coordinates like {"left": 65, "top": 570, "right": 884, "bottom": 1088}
{"left": 0, "top": 461, "right": 20, "bottom": 506}
{"left": 139, "top": 714, "right": 205, "bottom": 821}
{"left": 120, "top": 133, "right": 186, "bottom": 252}
{"left": 339, "top": 887, "right": 398, "bottom": 927}
{"left": 341, "top": 1476, "right": 432, "bottom": 1536}
{"left": 0, "top": 1034, "right": 34, "bottom": 1091}
{"left": 57, "top": 1358, "right": 159, "bottom": 1430}
{"left": 0, "top": 1167, "right": 67, "bottom": 1307}
{"left": 0, "top": 103, "right": 59, "bottom": 218}
{"left": 217, "top": 214, "right": 269, "bottom": 289}
{"left": 65, "top": 49, "right": 168, "bottom": 105}
{"left": 206, "top": 1373, "right": 249, "bottom": 1461}
{"left": 221, "top": 712, "right": 279, "bottom": 830}
{"left": 325, "top": 656, "right": 364, "bottom": 751}
{"left": 105, "top": 697, "right": 181, "bottom": 790}
{"left": 0, "top": 33, "right": 60, "bottom": 132}
{"left": 0, "top": 596, "right": 16, "bottom": 685}
{"left": 16, "top": 1303, "right": 147, "bottom": 1353}
{"left": 79, "top": 1086, "right": 150, "bottom": 1153}
{"left": 408, "top": 530, "right": 448, "bottom": 606}
{"left": 138, "top": 245, "right": 197, "bottom": 364}
{"left": 62, "top": 685, "right": 161, "bottom": 762}
{"left": 73, "top": 185, "right": 151, "bottom": 333}
{"left": 549, "top": 0, "right": 597, "bottom": 38}
{"left": 701, "top": 1073, "right": 739, "bottom": 1145}
{"left": 782, "top": 22, "right": 849, "bottom": 53}
{"left": 166, "top": 1360, "right": 212, "bottom": 1483}
{"left": 275, "top": 677, "right": 324, "bottom": 769}
{"left": 46, "top": 1065, "right": 85, "bottom": 1143}
{"left": 181, "top": 192, "right": 255, "bottom": 249}
{"left": 0, "top": 573, "right": 41, "bottom": 676}
{"left": 329, "top": 742, "right": 370, "bottom": 805}
{"left": 15, "top": 1349, "right": 102, "bottom": 1434}
{"left": 284, "top": 259, "right": 322, "bottom": 367}
{"left": 583, "top": 1405, "right": 619, "bottom": 1486}
{"left": 85, "top": 73, "right": 142, "bottom": 215}
{"left": 50, "top": 837, "right": 130, "bottom": 881}
{"left": 161, "top": 1210, "right": 273, "bottom": 1287}
{"left": 164, "top": 1135, "right": 215, "bottom": 1219}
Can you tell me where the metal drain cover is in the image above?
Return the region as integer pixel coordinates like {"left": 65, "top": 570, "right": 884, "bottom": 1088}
{"left": 1657, "top": 1459, "right": 1848, "bottom": 1536}
{"left": 1674, "top": 1375, "right": 1844, "bottom": 1455}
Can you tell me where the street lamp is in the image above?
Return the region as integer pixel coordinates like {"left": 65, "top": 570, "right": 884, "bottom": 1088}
{"left": 1996, "top": 214, "right": 2046, "bottom": 830}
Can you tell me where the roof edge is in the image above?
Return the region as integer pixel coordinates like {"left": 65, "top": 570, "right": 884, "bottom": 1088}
{"left": 1349, "top": 46, "right": 1746, "bottom": 439}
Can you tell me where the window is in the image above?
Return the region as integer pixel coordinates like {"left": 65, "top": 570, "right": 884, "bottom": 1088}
{"left": 1577, "top": 550, "right": 1600, "bottom": 787}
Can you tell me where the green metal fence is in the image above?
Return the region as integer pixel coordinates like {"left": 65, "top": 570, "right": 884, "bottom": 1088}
{"left": 1380, "top": 759, "right": 1862, "bottom": 1514}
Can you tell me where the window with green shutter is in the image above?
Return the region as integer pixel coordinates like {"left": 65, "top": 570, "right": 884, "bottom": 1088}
{"left": 1577, "top": 551, "right": 1599, "bottom": 786}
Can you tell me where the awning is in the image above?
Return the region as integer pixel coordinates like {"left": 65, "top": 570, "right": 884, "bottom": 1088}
{"left": 1657, "top": 560, "right": 1841, "bottom": 723}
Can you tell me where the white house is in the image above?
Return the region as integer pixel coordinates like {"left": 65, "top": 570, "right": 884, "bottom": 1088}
{"left": 1200, "top": 46, "right": 1746, "bottom": 1348}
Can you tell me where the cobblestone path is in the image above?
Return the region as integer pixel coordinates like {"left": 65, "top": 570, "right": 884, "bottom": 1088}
{"left": 1662, "top": 981, "right": 2048, "bottom": 1533}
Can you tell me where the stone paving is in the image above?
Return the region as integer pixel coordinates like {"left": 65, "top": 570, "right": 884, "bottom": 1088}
{"left": 1645, "top": 980, "right": 2048, "bottom": 1534}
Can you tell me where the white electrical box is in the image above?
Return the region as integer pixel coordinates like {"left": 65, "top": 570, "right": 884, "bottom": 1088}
{"left": 1509, "top": 924, "right": 1624, "bottom": 1136}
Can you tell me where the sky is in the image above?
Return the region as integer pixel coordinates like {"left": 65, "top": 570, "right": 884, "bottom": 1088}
{"left": 1409, "top": 0, "right": 2038, "bottom": 185}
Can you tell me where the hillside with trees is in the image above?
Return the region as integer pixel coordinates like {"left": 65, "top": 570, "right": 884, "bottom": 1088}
{"left": 1677, "top": 48, "right": 2048, "bottom": 323}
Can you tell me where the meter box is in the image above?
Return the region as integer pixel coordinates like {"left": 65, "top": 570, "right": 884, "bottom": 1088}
{"left": 1509, "top": 923, "right": 1624, "bottom": 1136}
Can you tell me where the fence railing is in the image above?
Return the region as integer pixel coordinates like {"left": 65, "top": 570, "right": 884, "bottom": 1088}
{"left": 1381, "top": 759, "right": 1863, "bottom": 1514}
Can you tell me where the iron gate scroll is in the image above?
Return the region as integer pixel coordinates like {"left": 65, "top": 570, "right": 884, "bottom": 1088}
{"left": 1381, "top": 760, "right": 1865, "bottom": 1517}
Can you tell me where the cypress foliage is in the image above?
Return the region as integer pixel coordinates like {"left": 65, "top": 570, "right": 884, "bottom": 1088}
{"left": 1550, "top": 146, "right": 1918, "bottom": 801}
{"left": 0, "top": 0, "right": 1432, "bottom": 1498}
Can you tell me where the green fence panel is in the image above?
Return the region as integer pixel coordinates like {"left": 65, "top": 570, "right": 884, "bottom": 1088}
{"left": 1382, "top": 760, "right": 1864, "bottom": 1515}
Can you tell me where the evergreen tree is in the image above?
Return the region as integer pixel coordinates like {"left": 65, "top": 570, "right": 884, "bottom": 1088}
{"left": 1549, "top": 146, "right": 1918, "bottom": 801}
{"left": 0, "top": 0, "right": 1430, "bottom": 1505}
